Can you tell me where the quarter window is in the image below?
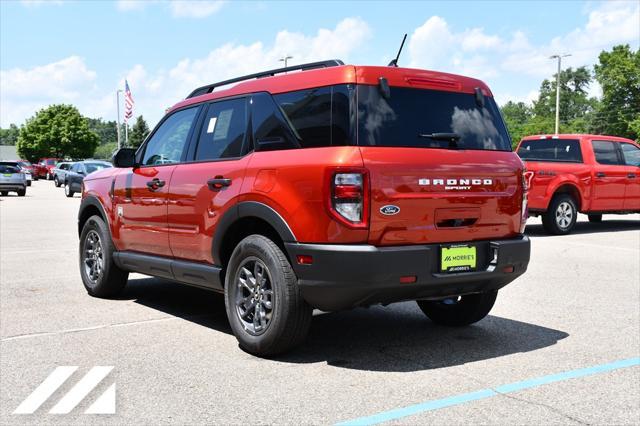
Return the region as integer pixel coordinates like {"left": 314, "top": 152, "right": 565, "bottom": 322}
{"left": 251, "top": 93, "right": 299, "bottom": 151}
{"left": 195, "top": 98, "right": 247, "bottom": 161}
{"left": 620, "top": 143, "right": 640, "bottom": 167}
{"left": 591, "top": 141, "right": 621, "bottom": 165}
{"left": 142, "top": 107, "right": 198, "bottom": 166}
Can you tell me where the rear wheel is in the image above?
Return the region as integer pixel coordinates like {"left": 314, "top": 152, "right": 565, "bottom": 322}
{"left": 225, "top": 235, "right": 312, "bottom": 356}
{"left": 588, "top": 214, "right": 603, "bottom": 223}
{"left": 542, "top": 194, "right": 577, "bottom": 235}
{"left": 417, "top": 291, "right": 497, "bottom": 326}
{"left": 0, "top": 191, "right": 8, "bottom": 196}
{"left": 79, "top": 215, "right": 128, "bottom": 298}
{"left": 65, "top": 183, "right": 74, "bottom": 197}
{"left": 17, "top": 188, "right": 26, "bottom": 197}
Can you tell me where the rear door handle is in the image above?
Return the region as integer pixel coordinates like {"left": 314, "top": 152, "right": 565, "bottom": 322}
{"left": 208, "top": 177, "right": 232, "bottom": 191}
{"left": 596, "top": 172, "right": 606, "bottom": 178}
{"left": 628, "top": 173, "right": 637, "bottom": 178}
{"left": 146, "top": 178, "right": 165, "bottom": 191}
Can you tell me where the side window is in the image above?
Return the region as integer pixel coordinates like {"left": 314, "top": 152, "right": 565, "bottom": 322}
{"left": 71, "top": 163, "right": 80, "bottom": 173}
{"left": 620, "top": 143, "right": 640, "bottom": 167}
{"left": 251, "top": 93, "right": 299, "bottom": 151}
{"left": 142, "top": 107, "right": 199, "bottom": 166}
{"left": 274, "top": 87, "right": 332, "bottom": 148}
{"left": 274, "top": 85, "right": 352, "bottom": 148}
{"left": 592, "top": 141, "right": 621, "bottom": 165}
{"left": 195, "top": 98, "right": 247, "bottom": 161}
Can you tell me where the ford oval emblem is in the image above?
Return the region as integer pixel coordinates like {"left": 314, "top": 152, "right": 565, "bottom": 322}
{"left": 380, "top": 205, "right": 400, "bottom": 215}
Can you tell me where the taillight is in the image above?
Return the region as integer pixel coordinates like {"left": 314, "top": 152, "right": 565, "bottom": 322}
{"left": 326, "top": 169, "right": 369, "bottom": 229}
{"left": 520, "top": 171, "right": 533, "bottom": 233}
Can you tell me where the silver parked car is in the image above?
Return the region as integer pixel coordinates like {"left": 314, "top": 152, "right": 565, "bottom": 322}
{"left": 0, "top": 162, "right": 27, "bottom": 196}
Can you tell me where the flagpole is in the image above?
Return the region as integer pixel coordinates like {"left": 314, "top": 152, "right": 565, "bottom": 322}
{"left": 116, "top": 89, "right": 123, "bottom": 150}
{"left": 125, "top": 120, "right": 128, "bottom": 147}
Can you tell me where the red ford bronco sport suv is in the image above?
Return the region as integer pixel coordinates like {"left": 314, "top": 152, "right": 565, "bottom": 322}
{"left": 517, "top": 134, "right": 640, "bottom": 234}
{"left": 77, "top": 60, "right": 530, "bottom": 355}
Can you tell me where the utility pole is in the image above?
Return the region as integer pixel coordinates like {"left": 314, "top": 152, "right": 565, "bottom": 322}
{"left": 116, "top": 89, "right": 123, "bottom": 149}
{"left": 279, "top": 55, "right": 293, "bottom": 68}
{"left": 549, "top": 53, "right": 571, "bottom": 134}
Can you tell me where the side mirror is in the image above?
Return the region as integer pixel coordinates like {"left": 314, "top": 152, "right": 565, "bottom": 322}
{"left": 112, "top": 148, "right": 137, "bottom": 168}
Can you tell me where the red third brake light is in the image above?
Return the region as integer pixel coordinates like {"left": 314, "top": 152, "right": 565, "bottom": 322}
{"left": 325, "top": 168, "right": 369, "bottom": 229}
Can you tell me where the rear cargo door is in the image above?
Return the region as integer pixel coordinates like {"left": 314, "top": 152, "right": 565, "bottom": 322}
{"left": 356, "top": 85, "right": 523, "bottom": 245}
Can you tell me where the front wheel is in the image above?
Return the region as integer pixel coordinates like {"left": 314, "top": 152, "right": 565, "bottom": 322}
{"left": 224, "top": 235, "right": 312, "bottom": 356}
{"left": 54, "top": 176, "right": 61, "bottom": 187}
{"left": 417, "top": 291, "right": 497, "bottom": 326}
{"left": 0, "top": 191, "right": 8, "bottom": 196}
{"left": 542, "top": 194, "right": 577, "bottom": 235}
{"left": 79, "top": 215, "right": 128, "bottom": 298}
{"left": 65, "top": 183, "right": 74, "bottom": 197}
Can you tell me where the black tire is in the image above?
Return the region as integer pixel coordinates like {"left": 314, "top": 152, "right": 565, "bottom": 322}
{"left": 27, "top": 181, "right": 31, "bottom": 187}
{"left": 17, "top": 188, "right": 26, "bottom": 197}
{"left": 417, "top": 291, "right": 498, "bottom": 326}
{"left": 79, "top": 215, "right": 128, "bottom": 298}
{"left": 46, "top": 172, "right": 51, "bottom": 180}
{"left": 224, "top": 234, "right": 312, "bottom": 356}
{"left": 588, "top": 214, "right": 603, "bottom": 223}
{"left": 542, "top": 193, "right": 577, "bottom": 235}
{"left": 0, "top": 191, "right": 7, "bottom": 196}
{"left": 54, "top": 176, "right": 61, "bottom": 187}
{"left": 65, "top": 183, "right": 74, "bottom": 197}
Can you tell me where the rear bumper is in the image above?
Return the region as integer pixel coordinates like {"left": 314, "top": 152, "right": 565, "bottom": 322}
{"left": 286, "top": 236, "right": 530, "bottom": 311}
{"left": 0, "top": 183, "right": 26, "bottom": 191}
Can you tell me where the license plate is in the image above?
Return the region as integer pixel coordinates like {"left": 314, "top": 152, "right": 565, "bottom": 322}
{"left": 3, "top": 173, "right": 12, "bottom": 177}
{"left": 440, "top": 245, "right": 477, "bottom": 273}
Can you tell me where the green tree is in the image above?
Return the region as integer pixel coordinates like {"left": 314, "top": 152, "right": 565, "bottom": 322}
{"left": 592, "top": 44, "right": 640, "bottom": 141}
{"left": 500, "top": 101, "right": 533, "bottom": 147}
{"left": 533, "top": 66, "right": 598, "bottom": 128}
{"left": 128, "top": 115, "right": 150, "bottom": 148}
{"left": 0, "top": 124, "right": 20, "bottom": 145}
{"left": 16, "top": 104, "right": 99, "bottom": 162}
{"left": 87, "top": 118, "right": 119, "bottom": 146}
{"left": 93, "top": 142, "right": 118, "bottom": 160}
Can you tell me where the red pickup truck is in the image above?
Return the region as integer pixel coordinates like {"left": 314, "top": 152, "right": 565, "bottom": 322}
{"left": 33, "top": 157, "right": 61, "bottom": 180}
{"left": 517, "top": 134, "right": 640, "bottom": 234}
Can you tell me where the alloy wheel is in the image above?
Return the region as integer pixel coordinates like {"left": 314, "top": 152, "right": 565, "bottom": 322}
{"left": 555, "top": 201, "right": 574, "bottom": 229}
{"left": 235, "top": 257, "right": 275, "bottom": 336}
{"left": 83, "top": 230, "right": 104, "bottom": 284}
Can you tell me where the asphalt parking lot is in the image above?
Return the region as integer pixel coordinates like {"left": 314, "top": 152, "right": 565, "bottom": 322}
{"left": 1, "top": 181, "right": 639, "bottom": 425}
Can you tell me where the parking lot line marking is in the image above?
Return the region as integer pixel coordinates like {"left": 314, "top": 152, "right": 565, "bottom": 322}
{"left": 13, "top": 366, "right": 78, "bottom": 414}
{"left": 1, "top": 315, "right": 208, "bottom": 342}
{"left": 336, "top": 357, "right": 640, "bottom": 426}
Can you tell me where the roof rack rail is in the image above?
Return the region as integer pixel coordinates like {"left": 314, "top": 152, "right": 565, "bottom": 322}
{"left": 186, "top": 59, "right": 344, "bottom": 99}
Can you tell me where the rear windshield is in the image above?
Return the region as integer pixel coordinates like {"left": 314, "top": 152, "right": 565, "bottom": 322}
{"left": 18, "top": 161, "right": 31, "bottom": 167}
{"left": 357, "top": 86, "right": 512, "bottom": 151}
{"left": 518, "top": 139, "right": 583, "bottom": 163}
{"left": 46, "top": 159, "right": 56, "bottom": 165}
{"left": 0, "top": 165, "right": 20, "bottom": 174}
{"left": 84, "top": 163, "right": 111, "bottom": 174}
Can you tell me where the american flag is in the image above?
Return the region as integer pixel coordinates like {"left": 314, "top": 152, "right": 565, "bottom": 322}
{"left": 124, "top": 80, "right": 134, "bottom": 122}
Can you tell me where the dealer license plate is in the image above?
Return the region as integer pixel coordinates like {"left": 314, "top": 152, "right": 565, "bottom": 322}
{"left": 440, "top": 245, "right": 477, "bottom": 273}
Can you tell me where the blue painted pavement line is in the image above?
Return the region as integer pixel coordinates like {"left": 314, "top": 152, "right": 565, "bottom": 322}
{"left": 335, "top": 357, "right": 640, "bottom": 426}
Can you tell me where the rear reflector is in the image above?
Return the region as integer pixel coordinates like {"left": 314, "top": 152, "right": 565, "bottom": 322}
{"left": 296, "top": 255, "right": 313, "bottom": 265}
{"left": 400, "top": 275, "right": 417, "bottom": 284}
{"left": 502, "top": 265, "right": 514, "bottom": 273}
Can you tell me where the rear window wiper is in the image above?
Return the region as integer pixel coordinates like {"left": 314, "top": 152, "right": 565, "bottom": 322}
{"left": 418, "top": 132, "right": 461, "bottom": 148}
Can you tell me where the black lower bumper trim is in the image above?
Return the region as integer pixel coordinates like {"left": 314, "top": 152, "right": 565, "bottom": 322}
{"left": 285, "top": 236, "right": 530, "bottom": 311}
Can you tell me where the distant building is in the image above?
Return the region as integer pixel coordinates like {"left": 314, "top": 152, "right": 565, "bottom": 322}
{"left": 0, "top": 145, "right": 18, "bottom": 160}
